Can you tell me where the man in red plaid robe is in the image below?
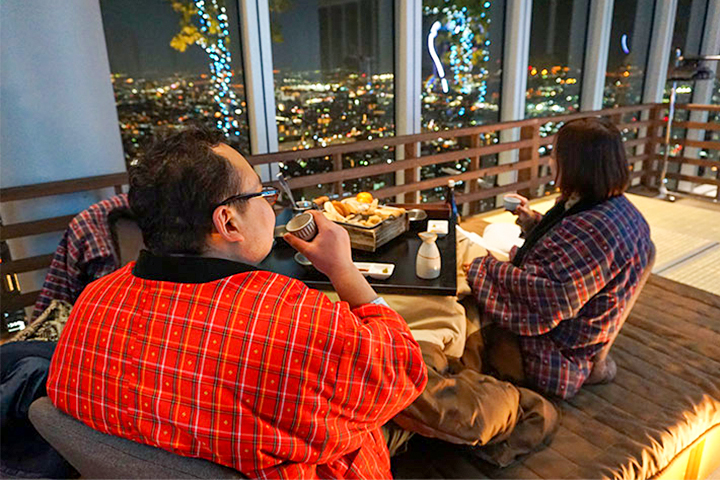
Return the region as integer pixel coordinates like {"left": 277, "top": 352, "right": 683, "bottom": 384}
{"left": 47, "top": 128, "right": 427, "bottom": 479}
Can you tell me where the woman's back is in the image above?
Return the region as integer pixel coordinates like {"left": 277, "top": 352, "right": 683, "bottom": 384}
{"left": 518, "top": 195, "right": 651, "bottom": 396}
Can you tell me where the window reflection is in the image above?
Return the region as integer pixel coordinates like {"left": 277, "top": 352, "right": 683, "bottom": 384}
{"left": 526, "top": 0, "right": 590, "bottom": 118}
{"left": 603, "top": 0, "right": 655, "bottom": 108}
{"left": 421, "top": 0, "right": 505, "bottom": 130}
{"left": 100, "top": 0, "right": 250, "bottom": 165}
{"left": 270, "top": 0, "right": 395, "bottom": 200}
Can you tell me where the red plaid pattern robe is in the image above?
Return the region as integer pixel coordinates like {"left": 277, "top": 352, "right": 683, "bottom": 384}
{"left": 47, "top": 252, "right": 427, "bottom": 479}
{"left": 468, "top": 195, "right": 651, "bottom": 398}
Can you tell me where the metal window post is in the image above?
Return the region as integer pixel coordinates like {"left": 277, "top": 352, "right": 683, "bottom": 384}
{"left": 639, "top": 0, "right": 678, "bottom": 188}
{"left": 643, "top": 0, "right": 678, "bottom": 103}
{"left": 239, "top": 0, "right": 279, "bottom": 181}
{"left": 498, "top": 0, "right": 532, "bottom": 204}
{"left": 581, "top": 0, "right": 614, "bottom": 111}
{"left": 395, "top": 0, "right": 422, "bottom": 203}
{"left": 678, "top": 0, "right": 720, "bottom": 195}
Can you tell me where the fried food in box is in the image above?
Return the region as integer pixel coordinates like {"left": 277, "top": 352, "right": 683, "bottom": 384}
{"left": 313, "top": 196, "right": 329, "bottom": 207}
{"left": 321, "top": 195, "right": 405, "bottom": 227}
{"left": 331, "top": 201, "right": 350, "bottom": 217}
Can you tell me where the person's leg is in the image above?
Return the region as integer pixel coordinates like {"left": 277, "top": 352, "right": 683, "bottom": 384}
{"left": 481, "top": 323, "right": 526, "bottom": 384}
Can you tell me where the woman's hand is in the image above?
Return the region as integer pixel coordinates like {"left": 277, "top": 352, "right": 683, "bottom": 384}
{"left": 505, "top": 194, "right": 541, "bottom": 232}
{"left": 504, "top": 193, "right": 529, "bottom": 209}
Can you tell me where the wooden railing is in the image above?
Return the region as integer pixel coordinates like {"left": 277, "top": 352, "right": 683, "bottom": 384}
{"left": 650, "top": 104, "right": 720, "bottom": 201}
{"left": 248, "top": 103, "right": 661, "bottom": 209}
{"left": 2, "top": 102, "right": 719, "bottom": 313}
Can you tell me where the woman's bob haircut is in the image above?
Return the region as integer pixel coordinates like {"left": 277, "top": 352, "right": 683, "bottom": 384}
{"left": 554, "top": 117, "right": 629, "bottom": 203}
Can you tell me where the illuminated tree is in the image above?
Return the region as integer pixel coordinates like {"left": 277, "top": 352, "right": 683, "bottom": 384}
{"left": 167, "top": 0, "right": 292, "bottom": 138}
{"left": 423, "top": 0, "right": 492, "bottom": 100}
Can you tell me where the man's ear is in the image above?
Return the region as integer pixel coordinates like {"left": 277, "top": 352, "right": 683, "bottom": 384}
{"left": 211, "top": 206, "right": 245, "bottom": 243}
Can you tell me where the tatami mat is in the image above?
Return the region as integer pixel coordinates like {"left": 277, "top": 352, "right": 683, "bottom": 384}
{"left": 649, "top": 227, "right": 717, "bottom": 273}
{"left": 662, "top": 245, "right": 720, "bottom": 296}
{"left": 467, "top": 193, "right": 720, "bottom": 295}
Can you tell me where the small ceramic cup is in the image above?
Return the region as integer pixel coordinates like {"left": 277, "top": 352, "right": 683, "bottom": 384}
{"left": 285, "top": 212, "right": 317, "bottom": 241}
{"left": 503, "top": 195, "right": 522, "bottom": 212}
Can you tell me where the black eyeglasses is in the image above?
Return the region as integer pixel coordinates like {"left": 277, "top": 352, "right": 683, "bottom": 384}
{"left": 216, "top": 186, "right": 279, "bottom": 208}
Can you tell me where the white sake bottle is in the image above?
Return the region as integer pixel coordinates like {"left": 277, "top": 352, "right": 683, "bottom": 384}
{"left": 416, "top": 232, "right": 441, "bottom": 279}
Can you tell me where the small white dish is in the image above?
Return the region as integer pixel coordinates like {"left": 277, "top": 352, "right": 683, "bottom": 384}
{"left": 294, "top": 252, "right": 312, "bottom": 266}
{"left": 407, "top": 209, "right": 428, "bottom": 222}
{"left": 354, "top": 262, "right": 395, "bottom": 280}
{"left": 427, "top": 220, "right": 449, "bottom": 236}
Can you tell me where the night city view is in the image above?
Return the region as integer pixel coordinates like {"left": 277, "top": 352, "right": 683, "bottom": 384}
{"left": 7, "top": 0, "right": 720, "bottom": 474}
{"left": 100, "top": 0, "right": 716, "bottom": 204}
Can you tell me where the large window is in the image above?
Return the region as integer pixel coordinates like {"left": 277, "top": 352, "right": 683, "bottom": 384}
{"left": 270, "top": 0, "right": 395, "bottom": 200}
{"left": 603, "top": 0, "right": 655, "bottom": 108}
{"left": 665, "top": 0, "right": 709, "bottom": 106}
{"left": 419, "top": 0, "right": 504, "bottom": 205}
{"left": 663, "top": 0, "right": 714, "bottom": 193}
{"left": 270, "top": 0, "right": 394, "bottom": 151}
{"left": 525, "top": 0, "right": 590, "bottom": 118}
{"left": 421, "top": 0, "right": 505, "bottom": 131}
{"left": 100, "top": 0, "right": 250, "bottom": 164}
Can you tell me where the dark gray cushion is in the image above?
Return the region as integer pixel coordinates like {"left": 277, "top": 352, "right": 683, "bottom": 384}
{"left": 29, "top": 397, "right": 244, "bottom": 479}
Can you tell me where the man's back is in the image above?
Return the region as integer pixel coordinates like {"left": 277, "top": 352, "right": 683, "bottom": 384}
{"left": 47, "top": 252, "right": 426, "bottom": 478}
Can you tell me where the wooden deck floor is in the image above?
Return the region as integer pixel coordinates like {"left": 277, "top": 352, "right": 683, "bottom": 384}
{"left": 391, "top": 274, "right": 720, "bottom": 479}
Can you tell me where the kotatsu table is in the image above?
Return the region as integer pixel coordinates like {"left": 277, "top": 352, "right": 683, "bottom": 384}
{"left": 260, "top": 207, "right": 457, "bottom": 296}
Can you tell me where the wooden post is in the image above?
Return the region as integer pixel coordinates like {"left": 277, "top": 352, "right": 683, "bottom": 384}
{"left": 332, "top": 153, "right": 343, "bottom": 197}
{"left": 467, "top": 134, "right": 481, "bottom": 215}
{"left": 644, "top": 105, "right": 664, "bottom": 189}
{"left": 403, "top": 142, "right": 420, "bottom": 204}
{"left": 517, "top": 123, "right": 540, "bottom": 198}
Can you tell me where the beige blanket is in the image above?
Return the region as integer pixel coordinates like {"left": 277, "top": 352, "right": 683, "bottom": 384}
{"left": 326, "top": 229, "right": 559, "bottom": 465}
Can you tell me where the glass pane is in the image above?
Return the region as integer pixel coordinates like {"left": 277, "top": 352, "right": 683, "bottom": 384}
{"left": 100, "top": 0, "right": 250, "bottom": 165}
{"left": 421, "top": 0, "right": 506, "bottom": 131}
{"left": 270, "top": 0, "right": 395, "bottom": 200}
{"left": 664, "top": 0, "right": 709, "bottom": 106}
{"left": 526, "top": 0, "right": 590, "bottom": 118}
{"left": 271, "top": 0, "right": 394, "bottom": 151}
{"left": 419, "top": 1, "right": 504, "bottom": 211}
{"left": 603, "top": 0, "right": 655, "bottom": 108}
{"left": 662, "top": 0, "right": 710, "bottom": 192}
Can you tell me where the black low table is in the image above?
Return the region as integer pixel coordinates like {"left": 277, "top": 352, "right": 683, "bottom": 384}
{"left": 260, "top": 208, "right": 457, "bottom": 296}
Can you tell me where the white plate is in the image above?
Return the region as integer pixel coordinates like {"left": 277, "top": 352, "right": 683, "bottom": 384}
{"left": 354, "top": 262, "right": 395, "bottom": 280}
{"left": 427, "top": 220, "right": 449, "bottom": 236}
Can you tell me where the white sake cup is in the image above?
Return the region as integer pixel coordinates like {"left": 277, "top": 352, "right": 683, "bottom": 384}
{"left": 503, "top": 196, "right": 522, "bottom": 212}
{"left": 285, "top": 213, "right": 317, "bottom": 241}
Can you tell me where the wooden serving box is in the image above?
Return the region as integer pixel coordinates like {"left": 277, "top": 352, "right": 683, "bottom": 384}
{"left": 336, "top": 212, "right": 409, "bottom": 252}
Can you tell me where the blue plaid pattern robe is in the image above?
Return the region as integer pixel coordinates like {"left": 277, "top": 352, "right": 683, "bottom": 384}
{"left": 468, "top": 195, "right": 651, "bottom": 398}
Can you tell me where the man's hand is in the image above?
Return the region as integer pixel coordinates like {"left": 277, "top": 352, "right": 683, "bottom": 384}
{"left": 284, "top": 210, "right": 378, "bottom": 308}
{"left": 284, "top": 210, "right": 354, "bottom": 278}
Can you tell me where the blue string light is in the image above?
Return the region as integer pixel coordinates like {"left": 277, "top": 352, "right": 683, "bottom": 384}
{"left": 423, "top": 0, "right": 493, "bottom": 103}
{"left": 194, "top": 0, "right": 241, "bottom": 138}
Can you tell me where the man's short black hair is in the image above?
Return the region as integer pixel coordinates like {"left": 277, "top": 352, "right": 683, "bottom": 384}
{"left": 128, "top": 127, "right": 243, "bottom": 255}
{"left": 555, "top": 117, "right": 629, "bottom": 203}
